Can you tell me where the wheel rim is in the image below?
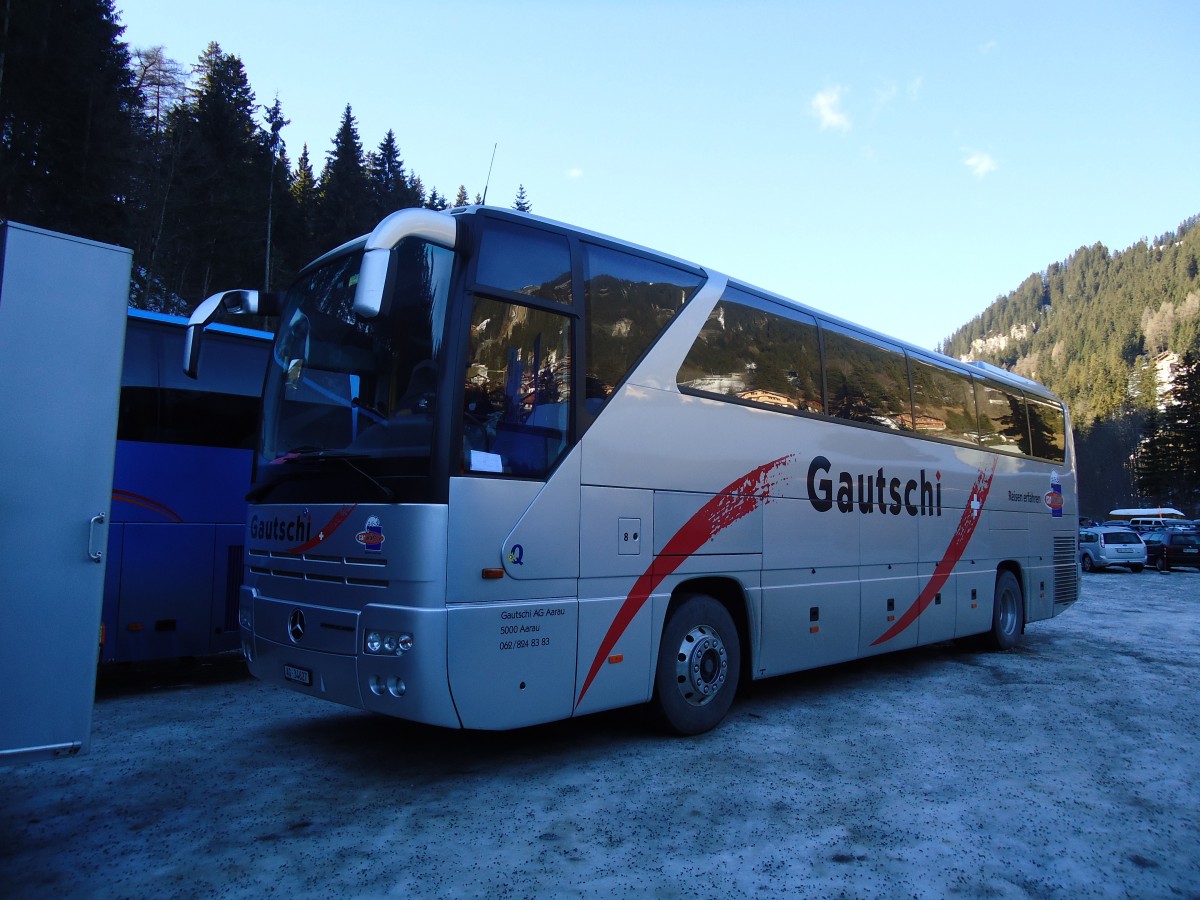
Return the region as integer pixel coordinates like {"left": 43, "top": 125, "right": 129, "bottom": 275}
{"left": 1081, "top": 555, "right": 1093, "bottom": 572}
{"left": 673, "top": 624, "right": 729, "bottom": 708}
{"left": 997, "top": 585, "right": 1019, "bottom": 637}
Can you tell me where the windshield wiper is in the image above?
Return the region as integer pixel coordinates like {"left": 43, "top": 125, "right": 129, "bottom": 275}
{"left": 248, "top": 451, "right": 394, "bottom": 502}
{"left": 328, "top": 453, "right": 394, "bottom": 500}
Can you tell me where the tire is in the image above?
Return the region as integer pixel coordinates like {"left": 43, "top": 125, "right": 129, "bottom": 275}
{"left": 984, "top": 570, "right": 1024, "bottom": 651}
{"left": 1156, "top": 556, "right": 1170, "bottom": 572}
{"left": 653, "top": 594, "right": 741, "bottom": 735}
{"left": 1130, "top": 564, "right": 1144, "bottom": 573}
{"left": 1080, "top": 554, "right": 1094, "bottom": 573}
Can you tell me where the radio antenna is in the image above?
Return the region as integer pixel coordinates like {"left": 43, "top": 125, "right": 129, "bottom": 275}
{"left": 481, "top": 143, "right": 497, "bottom": 205}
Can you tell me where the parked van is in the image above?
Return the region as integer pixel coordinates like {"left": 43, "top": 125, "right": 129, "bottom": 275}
{"left": 1079, "top": 526, "right": 1147, "bottom": 572}
{"left": 1129, "top": 517, "right": 1194, "bottom": 532}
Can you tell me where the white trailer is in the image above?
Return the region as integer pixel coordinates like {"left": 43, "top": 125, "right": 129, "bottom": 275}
{"left": 0, "top": 222, "right": 130, "bottom": 764}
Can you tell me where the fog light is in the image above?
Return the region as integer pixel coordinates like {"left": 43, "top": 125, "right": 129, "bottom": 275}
{"left": 383, "top": 633, "right": 398, "bottom": 653}
{"left": 398, "top": 633, "right": 413, "bottom": 652}
{"left": 366, "top": 631, "right": 382, "bottom": 653}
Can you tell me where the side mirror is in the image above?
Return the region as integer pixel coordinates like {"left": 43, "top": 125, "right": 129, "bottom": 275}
{"left": 183, "top": 289, "right": 279, "bottom": 378}
{"left": 353, "top": 208, "right": 458, "bottom": 318}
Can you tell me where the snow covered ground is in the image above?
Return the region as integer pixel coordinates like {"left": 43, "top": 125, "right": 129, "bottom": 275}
{"left": 2, "top": 569, "right": 1198, "bottom": 898}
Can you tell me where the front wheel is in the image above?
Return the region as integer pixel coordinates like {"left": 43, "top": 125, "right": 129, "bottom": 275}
{"left": 1080, "top": 554, "right": 1095, "bottom": 573}
{"left": 653, "top": 594, "right": 741, "bottom": 735}
{"left": 984, "top": 570, "right": 1024, "bottom": 651}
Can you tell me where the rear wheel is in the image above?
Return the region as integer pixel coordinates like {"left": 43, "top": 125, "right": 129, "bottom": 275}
{"left": 984, "top": 570, "right": 1024, "bottom": 651}
{"left": 1130, "top": 564, "right": 1144, "bottom": 573}
{"left": 1156, "top": 556, "right": 1170, "bottom": 572}
{"left": 653, "top": 594, "right": 741, "bottom": 735}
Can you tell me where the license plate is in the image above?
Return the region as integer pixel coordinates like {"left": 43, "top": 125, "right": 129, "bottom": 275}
{"left": 284, "top": 664, "right": 312, "bottom": 686}
{"left": 1183, "top": 548, "right": 1198, "bottom": 554}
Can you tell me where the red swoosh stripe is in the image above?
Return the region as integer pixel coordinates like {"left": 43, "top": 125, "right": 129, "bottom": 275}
{"left": 575, "top": 455, "right": 794, "bottom": 709}
{"left": 286, "top": 504, "right": 358, "bottom": 553}
{"left": 870, "top": 460, "right": 997, "bottom": 646}
{"left": 111, "top": 489, "right": 184, "bottom": 523}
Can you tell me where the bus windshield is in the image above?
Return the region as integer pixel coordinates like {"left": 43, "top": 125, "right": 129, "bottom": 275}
{"left": 259, "top": 238, "right": 453, "bottom": 486}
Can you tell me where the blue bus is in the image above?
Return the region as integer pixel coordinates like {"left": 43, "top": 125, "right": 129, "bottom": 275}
{"left": 100, "top": 310, "right": 270, "bottom": 663}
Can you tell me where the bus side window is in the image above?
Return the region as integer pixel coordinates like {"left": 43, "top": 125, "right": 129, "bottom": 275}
{"left": 584, "top": 243, "right": 704, "bottom": 411}
{"left": 676, "top": 287, "right": 823, "bottom": 414}
{"left": 910, "top": 357, "right": 979, "bottom": 446}
{"left": 975, "top": 380, "right": 1031, "bottom": 455}
{"left": 462, "top": 296, "right": 572, "bottom": 478}
{"left": 822, "top": 328, "right": 913, "bottom": 431}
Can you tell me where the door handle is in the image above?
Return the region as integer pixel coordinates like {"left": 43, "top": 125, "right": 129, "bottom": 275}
{"left": 88, "top": 513, "right": 106, "bottom": 563}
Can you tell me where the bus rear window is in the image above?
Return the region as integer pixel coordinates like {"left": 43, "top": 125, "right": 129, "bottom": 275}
{"left": 1026, "top": 395, "right": 1067, "bottom": 462}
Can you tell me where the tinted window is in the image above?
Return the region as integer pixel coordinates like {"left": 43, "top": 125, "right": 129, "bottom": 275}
{"left": 823, "top": 329, "right": 913, "bottom": 430}
{"left": 677, "top": 288, "right": 823, "bottom": 413}
{"left": 584, "top": 244, "right": 702, "bottom": 402}
{"left": 910, "top": 358, "right": 979, "bottom": 446}
{"left": 462, "top": 297, "right": 572, "bottom": 478}
{"left": 476, "top": 221, "right": 572, "bottom": 304}
{"left": 975, "top": 381, "right": 1030, "bottom": 455}
{"left": 119, "top": 387, "right": 259, "bottom": 449}
{"left": 1026, "top": 395, "right": 1067, "bottom": 462}
{"left": 1103, "top": 531, "right": 1142, "bottom": 545}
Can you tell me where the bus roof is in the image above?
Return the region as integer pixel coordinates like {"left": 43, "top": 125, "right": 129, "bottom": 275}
{"left": 306, "top": 205, "right": 1065, "bottom": 406}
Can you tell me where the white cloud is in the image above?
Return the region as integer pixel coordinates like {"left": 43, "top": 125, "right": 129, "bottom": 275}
{"left": 566, "top": 168, "right": 583, "bottom": 179}
{"left": 979, "top": 40, "right": 999, "bottom": 54}
{"left": 964, "top": 151, "right": 998, "bottom": 177}
{"left": 811, "top": 86, "right": 851, "bottom": 131}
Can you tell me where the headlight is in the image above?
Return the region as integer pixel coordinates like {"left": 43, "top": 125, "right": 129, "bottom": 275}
{"left": 364, "top": 630, "right": 413, "bottom": 656}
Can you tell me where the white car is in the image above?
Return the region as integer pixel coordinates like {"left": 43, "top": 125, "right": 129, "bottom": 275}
{"left": 1079, "top": 526, "right": 1146, "bottom": 573}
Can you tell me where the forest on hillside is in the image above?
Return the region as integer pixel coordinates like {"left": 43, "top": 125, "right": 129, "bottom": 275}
{"left": 940, "top": 216, "right": 1200, "bottom": 516}
{"left": 0, "top": 0, "right": 530, "bottom": 314}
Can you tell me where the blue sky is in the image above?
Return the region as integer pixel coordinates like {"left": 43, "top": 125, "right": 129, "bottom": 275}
{"left": 113, "top": 1, "right": 1200, "bottom": 350}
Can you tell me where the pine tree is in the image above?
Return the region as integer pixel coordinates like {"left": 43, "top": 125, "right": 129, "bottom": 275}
{"left": 1163, "top": 352, "right": 1200, "bottom": 510}
{"left": 513, "top": 184, "right": 532, "bottom": 212}
{"left": 453, "top": 185, "right": 470, "bottom": 207}
{"left": 0, "top": 0, "right": 141, "bottom": 244}
{"left": 288, "top": 144, "right": 320, "bottom": 265}
{"left": 317, "top": 104, "right": 372, "bottom": 247}
{"left": 1133, "top": 407, "right": 1172, "bottom": 505}
{"left": 146, "top": 42, "right": 273, "bottom": 309}
{"left": 262, "top": 97, "right": 290, "bottom": 291}
{"left": 130, "top": 46, "right": 187, "bottom": 139}
{"left": 367, "top": 129, "right": 417, "bottom": 218}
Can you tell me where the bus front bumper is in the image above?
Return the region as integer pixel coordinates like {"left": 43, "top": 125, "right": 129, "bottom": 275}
{"left": 240, "top": 588, "right": 462, "bottom": 729}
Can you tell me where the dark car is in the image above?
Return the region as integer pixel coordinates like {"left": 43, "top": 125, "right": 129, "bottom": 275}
{"left": 1143, "top": 531, "right": 1200, "bottom": 571}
